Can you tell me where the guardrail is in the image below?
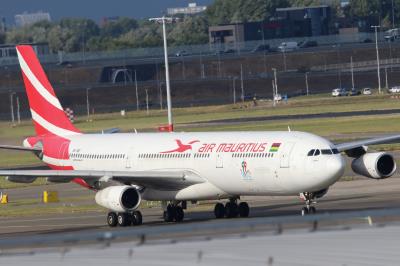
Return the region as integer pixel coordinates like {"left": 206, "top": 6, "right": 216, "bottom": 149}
{"left": 312, "top": 57, "right": 400, "bottom": 72}
{"left": 0, "top": 32, "right": 385, "bottom": 67}
{"left": 0, "top": 207, "right": 399, "bottom": 250}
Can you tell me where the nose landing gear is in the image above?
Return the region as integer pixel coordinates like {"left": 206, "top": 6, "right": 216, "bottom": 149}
{"left": 300, "top": 192, "right": 317, "bottom": 216}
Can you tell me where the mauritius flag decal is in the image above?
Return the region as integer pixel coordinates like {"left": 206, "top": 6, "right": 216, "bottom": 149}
{"left": 269, "top": 143, "right": 281, "bottom": 152}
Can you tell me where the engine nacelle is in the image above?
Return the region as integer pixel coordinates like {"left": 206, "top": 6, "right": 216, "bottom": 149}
{"left": 95, "top": 185, "right": 141, "bottom": 212}
{"left": 6, "top": 176, "right": 37, "bottom": 183}
{"left": 351, "top": 152, "right": 396, "bottom": 179}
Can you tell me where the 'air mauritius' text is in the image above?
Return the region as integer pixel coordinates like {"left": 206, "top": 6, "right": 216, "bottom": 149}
{"left": 198, "top": 143, "right": 268, "bottom": 153}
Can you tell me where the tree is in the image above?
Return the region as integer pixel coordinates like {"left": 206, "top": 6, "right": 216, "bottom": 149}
{"left": 169, "top": 16, "right": 209, "bottom": 45}
{"left": 348, "top": 0, "right": 380, "bottom": 19}
{"left": 101, "top": 17, "right": 138, "bottom": 37}
{"left": 206, "top": 0, "right": 290, "bottom": 25}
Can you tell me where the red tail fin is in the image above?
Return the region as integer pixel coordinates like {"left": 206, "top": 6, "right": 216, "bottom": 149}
{"left": 16, "top": 45, "right": 81, "bottom": 137}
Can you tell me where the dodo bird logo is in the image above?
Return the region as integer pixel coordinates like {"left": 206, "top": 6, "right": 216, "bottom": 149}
{"left": 160, "top": 139, "right": 200, "bottom": 153}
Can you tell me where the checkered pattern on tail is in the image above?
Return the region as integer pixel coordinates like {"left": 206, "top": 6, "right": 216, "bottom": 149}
{"left": 64, "top": 108, "right": 74, "bottom": 123}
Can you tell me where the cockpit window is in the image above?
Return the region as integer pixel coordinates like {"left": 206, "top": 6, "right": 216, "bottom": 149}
{"left": 332, "top": 148, "right": 340, "bottom": 154}
{"left": 307, "top": 149, "right": 315, "bottom": 156}
{"left": 314, "top": 149, "right": 320, "bottom": 156}
{"left": 321, "top": 149, "right": 332, "bottom": 155}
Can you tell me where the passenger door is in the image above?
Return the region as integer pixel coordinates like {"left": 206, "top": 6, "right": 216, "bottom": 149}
{"left": 58, "top": 142, "right": 69, "bottom": 167}
{"left": 280, "top": 142, "right": 295, "bottom": 168}
{"left": 216, "top": 153, "right": 224, "bottom": 168}
{"left": 125, "top": 147, "right": 136, "bottom": 169}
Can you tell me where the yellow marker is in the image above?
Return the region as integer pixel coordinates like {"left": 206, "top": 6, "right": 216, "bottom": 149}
{"left": 43, "top": 191, "right": 59, "bottom": 203}
{"left": 1, "top": 194, "right": 9, "bottom": 204}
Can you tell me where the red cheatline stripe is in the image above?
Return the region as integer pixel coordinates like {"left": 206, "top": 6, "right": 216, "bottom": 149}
{"left": 46, "top": 164, "right": 74, "bottom": 170}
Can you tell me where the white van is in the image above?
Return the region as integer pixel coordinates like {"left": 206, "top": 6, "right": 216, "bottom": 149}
{"left": 278, "top": 42, "right": 298, "bottom": 52}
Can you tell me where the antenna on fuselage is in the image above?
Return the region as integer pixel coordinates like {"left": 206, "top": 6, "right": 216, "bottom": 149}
{"left": 288, "top": 126, "right": 291, "bottom": 132}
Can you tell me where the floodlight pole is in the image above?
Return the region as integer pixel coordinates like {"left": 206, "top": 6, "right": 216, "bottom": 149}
{"left": 149, "top": 16, "right": 178, "bottom": 131}
{"left": 86, "top": 88, "right": 91, "bottom": 121}
{"left": 134, "top": 70, "right": 139, "bottom": 111}
{"left": 305, "top": 72, "right": 309, "bottom": 96}
{"left": 350, "top": 56, "right": 355, "bottom": 89}
{"left": 372, "top": 25, "right": 382, "bottom": 94}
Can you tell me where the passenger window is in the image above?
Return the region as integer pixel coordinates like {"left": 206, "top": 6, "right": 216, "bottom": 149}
{"left": 314, "top": 150, "right": 320, "bottom": 156}
{"left": 332, "top": 148, "right": 340, "bottom": 154}
{"left": 307, "top": 149, "right": 315, "bottom": 156}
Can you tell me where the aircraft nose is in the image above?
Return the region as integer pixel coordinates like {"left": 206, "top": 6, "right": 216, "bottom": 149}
{"left": 326, "top": 155, "right": 346, "bottom": 180}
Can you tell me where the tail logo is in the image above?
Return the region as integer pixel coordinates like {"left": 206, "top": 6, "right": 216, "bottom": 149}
{"left": 16, "top": 45, "right": 81, "bottom": 138}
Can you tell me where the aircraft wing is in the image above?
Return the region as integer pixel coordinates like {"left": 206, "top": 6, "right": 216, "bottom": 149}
{"left": 0, "top": 169, "right": 204, "bottom": 190}
{"left": 0, "top": 145, "right": 41, "bottom": 152}
{"left": 335, "top": 134, "right": 400, "bottom": 156}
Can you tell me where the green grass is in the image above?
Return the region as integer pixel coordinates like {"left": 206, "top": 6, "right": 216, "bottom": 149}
{"left": 0, "top": 176, "right": 48, "bottom": 188}
{"left": 1, "top": 93, "right": 400, "bottom": 169}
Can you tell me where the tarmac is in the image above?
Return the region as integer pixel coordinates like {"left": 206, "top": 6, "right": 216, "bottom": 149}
{"left": 1, "top": 176, "right": 400, "bottom": 241}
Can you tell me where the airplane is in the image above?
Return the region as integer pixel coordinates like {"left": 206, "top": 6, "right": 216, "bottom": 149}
{"left": 0, "top": 45, "right": 398, "bottom": 227}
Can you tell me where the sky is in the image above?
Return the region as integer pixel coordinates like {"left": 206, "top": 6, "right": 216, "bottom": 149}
{"left": 0, "top": 0, "right": 214, "bottom": 25}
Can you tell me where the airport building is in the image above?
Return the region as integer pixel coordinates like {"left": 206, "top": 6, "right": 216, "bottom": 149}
{"left": 209, "top": 5, "right": 331, "bottom": 45}
{"left": 167, "top": 2, "right": 207, "bottom": 16}
{"left": 15, "top": 11, "right": 51, "bottom": 27}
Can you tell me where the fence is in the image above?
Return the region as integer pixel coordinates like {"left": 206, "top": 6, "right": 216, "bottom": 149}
{"left": 0, "top": 32, "right": 385, "bottom": 67}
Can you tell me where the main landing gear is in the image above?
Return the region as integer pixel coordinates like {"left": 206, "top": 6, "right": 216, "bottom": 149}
{"left": 163, "top": 202, "right": 185, "bottom": 223}
{"left": 107, "top": 211, "right": 143, "bottom": 227}
{"left": 214, "top": 198, "right": 250, "bottom": 219}
{"left": 300, "top": 192, "right": 317, "bottom": 216}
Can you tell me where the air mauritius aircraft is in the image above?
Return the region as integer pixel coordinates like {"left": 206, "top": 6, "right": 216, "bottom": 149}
{"left": 0, "top": 45, "right": 398, "bottom": 227}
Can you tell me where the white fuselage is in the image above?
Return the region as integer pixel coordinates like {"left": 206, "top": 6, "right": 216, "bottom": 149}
{"left": 44, "top": 131, "right": 345, "bottom": 201}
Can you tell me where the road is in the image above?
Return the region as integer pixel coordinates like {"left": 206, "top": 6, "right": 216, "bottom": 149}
{"left": 187, "top": 108, "right": 400, "bottom": 127}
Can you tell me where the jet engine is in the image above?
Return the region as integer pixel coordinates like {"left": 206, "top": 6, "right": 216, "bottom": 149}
{"left": 95, "top": 185, "right": 141, "bottom": 212}
{"left": 6, "top": 176, "right": 37, "bottom": 183}
{"left": 351, "top": 152, "right": 396, "bottom": 179}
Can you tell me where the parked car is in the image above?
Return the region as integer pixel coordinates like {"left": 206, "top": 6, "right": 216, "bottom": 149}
{"left": 348, "top": 88, "right": 361, "bottom": 96}
{"left": 332, "top": 88, "right": 347, "bottom": 97}
{"left": 299, "top": 40, "right": 318, "bottom": 48}
{"left": 385, "top": 28, "right": 400, "bottom": 42}
{"left": 361, "top": 38, "right": 373, "bottom": 43}
{"left": 175, "top": 50, "right": 189, "bottom": 57}
{"left": 389, "top": 86, "right": 400, "bottom": 93}
{"left": 252, "top": 44, "right": 270, "bottom": 53}
{"left": 278, "top": 42, "right": 298, "bottom": 52}
{"left": 362, "top": 88, "right": 372, "bottom": 95}
{"left": 215, "top": 49, "right": 236, "bottom": 55}
{"left": 274, "top": 93, "right": 282, "bottom": 101}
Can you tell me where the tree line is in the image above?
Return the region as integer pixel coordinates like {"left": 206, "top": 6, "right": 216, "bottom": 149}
{"left": 0, "top": 0, "right": 398, "bottom": 53}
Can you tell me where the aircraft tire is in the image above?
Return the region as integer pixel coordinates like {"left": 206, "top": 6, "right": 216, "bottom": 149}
{"left": 131, "top": 211, "right": 143, "bottom": 225}
{"left": 163, "top": 205, "right": 175, "bottom": 222}
{"left": 175, "top": 206, "right": 184, "bottom": 222}
{"left": 225, "top": 202, "right": 238, "bottom": 218}
{"left": 214, "top": 203, "right": 225, "bottom": 219}
{"left": 238, "top": 202, "right": 250, "bottom": 217}
{"left": 117, "top": 213, "right": 130, "bottom": 226}
{"left": 107, "top": 212, "right": 118, "bottom": 227}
